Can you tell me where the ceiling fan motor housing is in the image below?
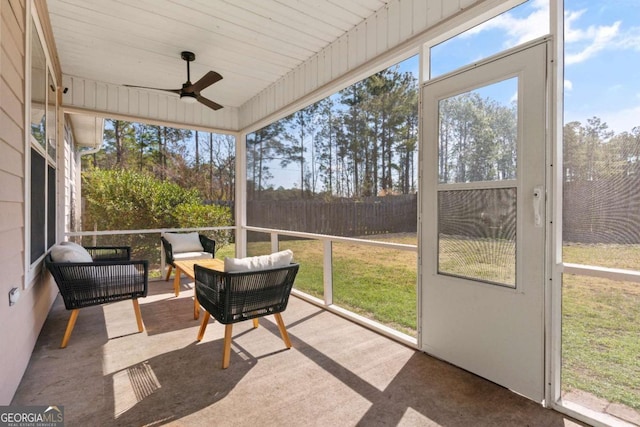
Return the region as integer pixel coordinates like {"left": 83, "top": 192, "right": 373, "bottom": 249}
{"left": 181, "top": 51, "right": 196, "bottom": 62}
{"left": 125, "top": 50, "right": 223, "bottom": 110}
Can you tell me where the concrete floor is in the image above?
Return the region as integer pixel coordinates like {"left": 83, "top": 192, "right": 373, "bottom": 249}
{"left": 12, "top": 280, "right": 586, "bottom": 426}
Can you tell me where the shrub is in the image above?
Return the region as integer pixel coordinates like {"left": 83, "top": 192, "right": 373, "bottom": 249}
{"left": 173, "top": 203, "right": 234, "bottom": 251}
{"left": 82, "top": 169, "right": 201, "bottom": 230}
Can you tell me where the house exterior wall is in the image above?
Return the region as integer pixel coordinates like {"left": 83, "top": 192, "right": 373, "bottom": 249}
{"left": 61, "top": 120, "right": 82, "bottom": 234}
{"left": 0, "top": 0, "right": 58, "bottom": 404}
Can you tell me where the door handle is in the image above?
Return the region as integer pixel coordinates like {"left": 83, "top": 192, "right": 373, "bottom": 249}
{"left": 533, "top": 186, "right": 543, "bottom": 228}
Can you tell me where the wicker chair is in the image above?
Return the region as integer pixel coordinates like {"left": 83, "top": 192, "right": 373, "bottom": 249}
{"left": 161, "top": 233, "right": 216, "bottom": 281}
{"left": 45, "top": 246, "right": 148, "bottom": 348}
{"left": 194, "top": 263, "right": 299, "bottom": 368}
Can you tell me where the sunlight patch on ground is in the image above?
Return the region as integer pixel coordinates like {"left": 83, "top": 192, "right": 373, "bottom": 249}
{"left": 113, "top": 361, "right": 160, "bottom": 418}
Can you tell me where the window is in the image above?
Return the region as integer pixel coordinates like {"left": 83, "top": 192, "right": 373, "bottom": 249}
{"left": 29, "top": 16, "right": 56, "bottom": 268}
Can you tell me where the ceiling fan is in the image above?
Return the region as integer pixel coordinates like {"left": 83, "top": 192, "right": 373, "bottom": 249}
{"left": 125, "top": 51, "right": 223, "bottom": 110}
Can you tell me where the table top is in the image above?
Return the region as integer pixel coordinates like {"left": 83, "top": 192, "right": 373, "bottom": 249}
{"left": 174, "top": 258, "right": 224, "bottom": 279}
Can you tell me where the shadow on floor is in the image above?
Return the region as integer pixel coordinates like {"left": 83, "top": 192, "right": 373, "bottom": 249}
{"left": 13, "top": 288, "right": 587, "bottom": 427}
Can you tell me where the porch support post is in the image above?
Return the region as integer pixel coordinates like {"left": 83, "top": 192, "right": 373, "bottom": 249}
{"left": 548, "top": 0, "right": 565, "bottom": 410}
{"left": 235, "top": 131, "right": 247, "bottom": 258}
{"left": 323, "top": 239, "right": 333, "bottom": 305}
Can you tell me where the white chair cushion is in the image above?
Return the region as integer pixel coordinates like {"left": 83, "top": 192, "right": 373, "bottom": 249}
{"left": 164, "top": 232, "right": 204, "bottom": 253}
{"left": 224, "top": 249, "right": 293, "bottom": 273}
{"left": 60, "top": 241, "right": 85, "bottom": 250}
{"left": 173, "top": 251, "right": 212, "bottom": 261}
{"left": 50, "top": 243, "right": 93, "bottom": 263}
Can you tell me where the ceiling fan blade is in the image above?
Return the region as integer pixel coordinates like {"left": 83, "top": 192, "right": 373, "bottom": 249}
{"left": 124, "top": 84, "right": 181, "bottom": 94}
{"left": 184, "top": 71, "right": 223, "bottom": 93}
{"left": 196, "top": 94, "right": 223, "bottom": 111}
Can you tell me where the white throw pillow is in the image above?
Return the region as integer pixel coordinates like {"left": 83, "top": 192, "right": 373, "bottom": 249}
{"left": 164, "top": 232, "right": 204, "bottom": 253}
{"left": 224, "top": 249, "right": 293, "bottom": 273}
{"left": 50, "top": 243, "right": 93, "bottom": 263}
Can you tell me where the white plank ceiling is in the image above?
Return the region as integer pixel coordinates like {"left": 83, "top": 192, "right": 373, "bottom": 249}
{"left": 47, "top": 0, "right": 389, "bottom": 111}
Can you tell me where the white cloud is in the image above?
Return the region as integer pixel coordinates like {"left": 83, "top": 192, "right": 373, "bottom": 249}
{"left": 564, "top": 80, "right": 573, "bottom": 91}
{"left": 565, "top": 14, "right": 621, "bottom": 65}
{"left": 599, "top": 105, "right": 640, "bottom": 134}
{"left": 463, "top": 2, "right": 640, "bottom": 67}
{"left": 567, "top": 104, "right": 640, "bottom": 134}
{"left": 614, "top": 26, "right": 640, "bottom": 51}
{"left": 463, "top": 0, "right": 549, "bottom": 48}
{"left": 564, "top": 7, "right": 640, "bottom": 65}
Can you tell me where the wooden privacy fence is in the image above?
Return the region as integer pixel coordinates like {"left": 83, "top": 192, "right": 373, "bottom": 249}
{"left": 243, "top": 178, "right": 640, "bottom": 244}
{"left": 247, "top": 194, "right": 418, "bottom": 237}
{"left": 563, "top": 178, "right": 640, "bottom": 244}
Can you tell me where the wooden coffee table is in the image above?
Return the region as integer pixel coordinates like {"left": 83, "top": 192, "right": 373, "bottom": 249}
{"left": 173, "top": 258, "right": 224, "bottom": 319}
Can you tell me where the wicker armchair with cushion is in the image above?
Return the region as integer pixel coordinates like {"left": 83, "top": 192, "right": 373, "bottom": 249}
{"left": 45, "top": 242, "right": 148, "bottom": 348}
{"left": 161, "top": 232, "right": 216, "bottom": 282}
{"left": 194, "top": 250, "right": 298, "bottom": 369}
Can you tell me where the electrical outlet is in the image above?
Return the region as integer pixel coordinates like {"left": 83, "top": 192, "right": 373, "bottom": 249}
{"left": 9, "top": 287, "right": 20, "bottom": 306}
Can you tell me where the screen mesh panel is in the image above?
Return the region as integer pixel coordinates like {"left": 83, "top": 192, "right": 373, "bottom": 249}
{"left": 563, "top": 126, "right": 640, "bottom": 269}
{"left": 438, "top": 188, "right": 516, "bottom": 287}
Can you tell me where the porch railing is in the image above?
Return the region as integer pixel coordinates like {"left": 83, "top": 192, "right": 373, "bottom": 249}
{"left": 65, "top": 225, "right": 418, "bottom": 347}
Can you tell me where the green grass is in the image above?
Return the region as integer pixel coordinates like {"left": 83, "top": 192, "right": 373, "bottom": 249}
{"left": 184, "top": 236, "right": 640, "bottom": 411}
{"left": 439, "top": 237, "right": 515, "bottom": 286}
{"left": 562, "top": 271, "right": 640, "bottom": 410}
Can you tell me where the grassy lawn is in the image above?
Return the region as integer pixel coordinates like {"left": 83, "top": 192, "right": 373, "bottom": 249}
{"left": 244, "top": 236, "right": 418, "bottom": 335}
{"left": 562, "top": 244, "right": 640, "bottom": 411}
{"left": 439, "top": 237, "right": 515, "bottom": 286}
{"left": 332, "top": 241, "right": 417, "bottom": 336}
{"left": 213, "top": 236, "right": 640, "bottom": 410}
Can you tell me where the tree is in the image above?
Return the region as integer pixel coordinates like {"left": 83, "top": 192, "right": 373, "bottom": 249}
{"left": 315, "top": 97, "right": 338, "bottom": 195}
{"left": 247, "top": 122, "right": 284, "bottom": 199}
{"left": 281, "top": 103, "right": 320, "bottom": 197}
{"left": 98, "top": 119, "right": 135, "bottom": 169}
{"left": 339, "top": 80, "right": 368, "bottom": 196}
{"left": 207, "top": 134, "right": 235, "bottom": 201}
{"left": 437, "top": 92, "right": 516, "bottom": 183}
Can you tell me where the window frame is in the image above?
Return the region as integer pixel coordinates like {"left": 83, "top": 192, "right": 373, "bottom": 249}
{"left": 25, "top": 2, "right": 58, "bottom": 288}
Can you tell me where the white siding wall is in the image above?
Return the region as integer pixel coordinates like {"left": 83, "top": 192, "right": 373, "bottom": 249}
{"left": 239, "top": 0, "right": 481, "bottom": 130}
{"left": 62, "top": 121, "right": 75, "bottom": 233}
{"left": 62, "top": 75, "right": 239, "bottom": 132}
{"left": 0, "top": 0, "right": 58, "bottom": 404}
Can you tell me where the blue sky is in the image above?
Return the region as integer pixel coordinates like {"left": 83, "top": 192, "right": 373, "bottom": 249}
{"left": 563, "top": 0, "right": 640, "bottom": 134}
{"left": 431, "top": 0, "right": 640, "bottom": 135}
{"left": 256, "top": 0, "right": 640, "bottom": 190}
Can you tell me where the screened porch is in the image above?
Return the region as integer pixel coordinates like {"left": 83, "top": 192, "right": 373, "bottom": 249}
{"left": 3, "top": 1, "right": 639, "bottom": 427}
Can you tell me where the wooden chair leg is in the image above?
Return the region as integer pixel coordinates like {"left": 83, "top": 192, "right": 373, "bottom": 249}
{"left": 252, "top": 318, "right": 259, "bottom": 328}
{"left": 61, "top": 309, "right": 79, "bottom": 348}
{"left": 197, "top": 312, "right": 211, "bottom": 341}
{"left": 132, "top": 299, "right": 144, "bottom": 332}
{"left": 193, "top": 296, "right": 200, "bottom": 320}
{"left": 274, "top": 313, "right": 292, "bottom": 349}
{"left": 172, "top": 268, "right": 181, "bottom": 297}
{"left": 222, "top": 324, "right": 233, "bottom": 369}
{"left": 165, "top": 265, "right": 173, "bottom": 281}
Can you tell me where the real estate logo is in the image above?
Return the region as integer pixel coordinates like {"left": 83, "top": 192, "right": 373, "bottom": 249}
{"left": 0, "top": 406, "right": 64, "bottom": 427}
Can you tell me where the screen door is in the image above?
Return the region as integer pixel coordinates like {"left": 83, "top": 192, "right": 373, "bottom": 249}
{"left": 420, "top": 40, "right": 548, "bottom": 402}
